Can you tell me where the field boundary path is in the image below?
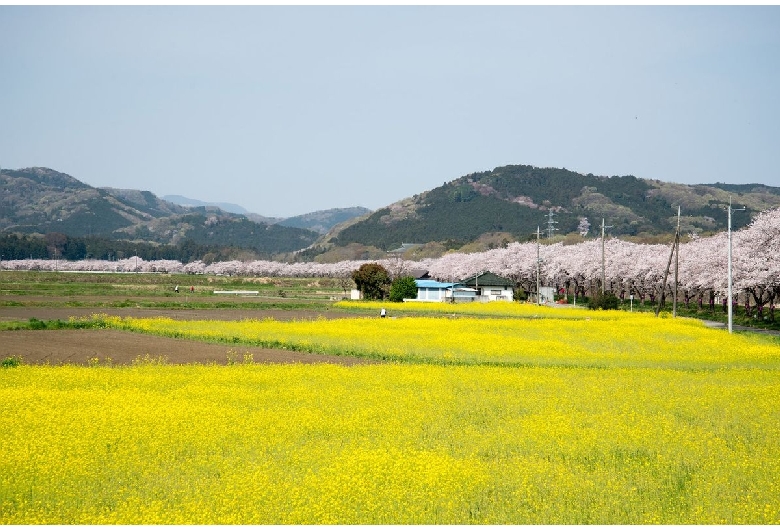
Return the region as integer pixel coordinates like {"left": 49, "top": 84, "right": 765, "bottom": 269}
{"left": 702, "top": 319, "right": 780, "bottom": 336}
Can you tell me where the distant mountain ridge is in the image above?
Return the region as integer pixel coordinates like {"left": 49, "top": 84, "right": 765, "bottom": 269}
{"left": 163, "top": 195, "right": 251, "bottom": 215}
{"left": 0, "top": 167, "right": 319, "bottom": 256}
{"left": 3, "top": 165, "right": 779, "bottom": 263}
{"left": 278, "top": 207, "right": 372, "bottom": 234}
{"left": 163, "top": 194, "right": 285, "bottom": 226}
{"left": 1, "top": 168, "right": 189, "bottom": 236}
{"left": 321, "top": 165, "right": 780, "bottom": 254}
{"left": 163, "top": 195, "right": 370, "bottom": 234}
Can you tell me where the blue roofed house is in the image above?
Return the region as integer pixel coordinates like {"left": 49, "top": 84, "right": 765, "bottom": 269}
{"left": 413, "top": 279, "right": 478, "bottom": 302}
{"left": 410, "top": 271, "right": 514, "bottom": 303}
{"left": 414, "top": 279, "right": 456, "bottom": 302}
{"left": 412, "top": 279, "right": 450, "bottom": 302}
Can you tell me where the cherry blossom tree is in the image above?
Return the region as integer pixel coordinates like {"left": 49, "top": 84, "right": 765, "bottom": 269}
{"left": 4, "top": 207, "right": 778, "bottom": 313}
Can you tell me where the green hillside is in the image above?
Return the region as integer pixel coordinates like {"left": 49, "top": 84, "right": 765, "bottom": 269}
{"left": 4, "top": 165, "right": 779, "bottom": 262}
{"left": 277, "top": 207, "right": 372, "bottom": 234}
{"left": 328, "top": 165, "right": 780, "bottom": 251}
{"left": 1, "top": 167, "right": 320, "bottom": 259}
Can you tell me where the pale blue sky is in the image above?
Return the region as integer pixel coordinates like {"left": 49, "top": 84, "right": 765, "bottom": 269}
{"left": 1, "top": 6, "right": 779, "bottom": 217}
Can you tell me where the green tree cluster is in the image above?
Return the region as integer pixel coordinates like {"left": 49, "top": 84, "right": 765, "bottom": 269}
{"left": 587, "top": 291, "right": 620, "bottom": 310}
{"left": 389, "top": 276, "right": 418, "bottom": 302}
{"left": 351, "top": 263, "right": 391, "bottom": 301}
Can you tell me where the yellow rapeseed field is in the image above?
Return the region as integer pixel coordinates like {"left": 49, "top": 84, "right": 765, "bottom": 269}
{"left": 90, "top": 307, "right": 779, "bottom": 369}
{"left": 337, "top": 299, "right": 605, "bottom": 317}
{"left": 2, "top": 305, "right": 779, "bottom": 524}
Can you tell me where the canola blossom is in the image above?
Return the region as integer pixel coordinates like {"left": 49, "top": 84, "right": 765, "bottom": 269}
{"left": 88, "top": 310, "right": 780, "bottom": 370}
{"left": 336, "top": 299, "right": 608, "bottom": 318}
{"left": 1, "top": 363, "right": 779, "bottom": 524}
{"left": 2, "top": 309, "right": 780, "bottom": 524}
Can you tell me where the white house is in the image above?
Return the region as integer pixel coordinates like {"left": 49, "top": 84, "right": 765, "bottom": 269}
{"left": 459, "top": 272, "right": 514, "bottom": 302}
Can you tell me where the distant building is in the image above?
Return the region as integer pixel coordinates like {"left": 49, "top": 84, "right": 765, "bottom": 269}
{"left": 538, "top": 286, "right": 555, "bottom": 304}
{"left": 411, "top": 272, "right": 516, "bottom": 303}
{"left": 459, "top": 272, "right": 514, "bottom": 302}
{"left": 408, "top": 269, "right": 431, "bottom": 280}
{"left": 413, "top": 279, "right": 461, "bottom": 302}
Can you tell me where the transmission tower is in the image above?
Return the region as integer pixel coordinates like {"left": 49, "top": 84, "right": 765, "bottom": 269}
{"left": 546, "top": 210, "right": 558, "bottom": 239}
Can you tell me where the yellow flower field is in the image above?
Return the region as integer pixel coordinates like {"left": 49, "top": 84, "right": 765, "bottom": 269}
{"left": 2, "top": 308, "right": 780, "bottom": 524}
{"left": 2, "top": 363, "right": 779, "bottom": 524}
{"left": 89, "top": 310, "right": 780, "bottom": 370}
{"left": 337, "top": 299, "right": 607, "bottom": 318}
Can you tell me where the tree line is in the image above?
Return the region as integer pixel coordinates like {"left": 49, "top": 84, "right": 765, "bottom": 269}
{"left": 0, "top": 233, "right": 245, "bottom": 264}
{"left": 3, "top": 208, "right": 778, "bottom": 318}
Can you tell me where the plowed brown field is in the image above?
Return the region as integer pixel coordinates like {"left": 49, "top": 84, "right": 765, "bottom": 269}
{"left": 0, "top": 306, "right": 375, "bottom": 366}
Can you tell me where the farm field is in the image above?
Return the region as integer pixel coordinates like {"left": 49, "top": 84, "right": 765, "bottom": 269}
{"left": 0, "top": 271, "right": 362, "bottom": 365}
{"left": 1, "top": 271, "right": 780, "bottom": 524}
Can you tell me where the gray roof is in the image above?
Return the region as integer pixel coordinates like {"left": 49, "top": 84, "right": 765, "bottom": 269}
{"left": 460, "top": 271, "right": 514, "bottom": 288}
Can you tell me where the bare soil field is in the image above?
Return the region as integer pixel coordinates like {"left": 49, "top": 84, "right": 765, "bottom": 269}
{"left": 0, "top": 306, "right": 376, "bottom": 366}
{"left": 0, "top": 306, "right": 360, "bottom": 323}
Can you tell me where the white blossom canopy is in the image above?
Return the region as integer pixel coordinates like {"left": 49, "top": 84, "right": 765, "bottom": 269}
{"left": 6, "top": 207, "right": 779, "bottom": 305}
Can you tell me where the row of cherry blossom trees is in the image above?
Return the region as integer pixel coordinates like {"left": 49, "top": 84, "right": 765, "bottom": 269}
{"left": 2, "top": 207, "right": 778, "bottom": 311}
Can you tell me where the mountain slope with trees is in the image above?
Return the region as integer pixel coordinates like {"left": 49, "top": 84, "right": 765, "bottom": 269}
{"left": 324, "top": 165, "right": 780, "bottom": 252}
{"left": 1, "top": 167, "right": 320, "bottom": 260}
{"left": 4, "top": 165, "right": 780, "bottom": 264}
{"left": 277, "top": 207, "right": 372, "bottom": 234}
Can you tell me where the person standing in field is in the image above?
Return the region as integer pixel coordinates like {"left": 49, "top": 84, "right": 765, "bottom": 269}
{"left": 380, "top": 308, "right": 386, "bottom": 318}
{"left": 175, "top": 285, "right": 179, "bottom": 293}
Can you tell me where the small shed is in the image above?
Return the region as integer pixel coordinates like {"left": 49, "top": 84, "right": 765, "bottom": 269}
{"left": 459, "top": 271, "right": 514, "bottom": 302}
{"left": 539, "top": 286, "right": 555, "bottom": 304}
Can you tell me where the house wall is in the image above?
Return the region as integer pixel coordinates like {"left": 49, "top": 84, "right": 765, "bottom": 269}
{"left": 417, "top": 287, "right": 445, "bottom": 302}
{"left": 476, "top": 286, "right": 514, "bottom": 302}
{"left": 453, "top": 291, "right": 476, "bottom": 303}
{"left": 539, "top": 286, "right": 555, "bottom": 303}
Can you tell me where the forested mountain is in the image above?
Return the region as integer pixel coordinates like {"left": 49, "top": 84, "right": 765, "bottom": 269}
{"left": 277, "top": 207, "right": 372, "bottom": 234}
{"left": 0, "top": 167, "right": 319, "bottom": 259}
{"left": 1, "top": 167, "right": 187, "bottom": 236}
{"left": 324, "top": 165, "right": 780, "bottom": 253}
{"left": 4, "top": 165, "right": 779, "bottom": 263}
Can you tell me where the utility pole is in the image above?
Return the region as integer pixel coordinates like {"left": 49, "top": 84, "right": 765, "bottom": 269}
{"left": 673, "top": 206, "right": 680, "bottom": 317}
{"left": 600, "top": 218, "right": 612, "bottom": 294}
{"left": 536, "top": 226, "right": 541, "bottom": 305}
{"left": 655, "top": 208, "right": 681, "bottom": 318}
{"left": 727, "top": 196, "right": 745, "bottom": 333}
